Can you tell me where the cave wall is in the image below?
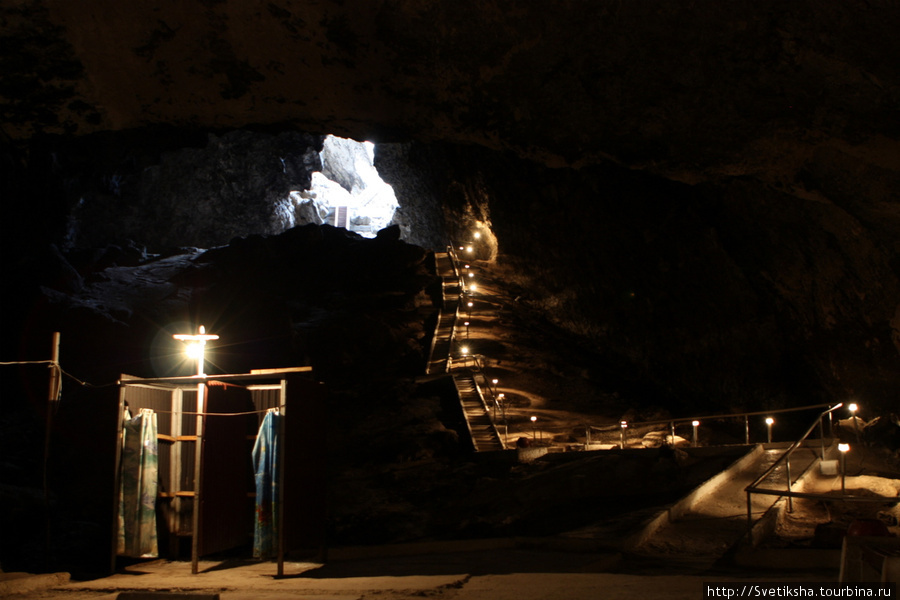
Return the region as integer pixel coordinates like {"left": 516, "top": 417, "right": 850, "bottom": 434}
{"left": 1, "top": 128, "right": 323, "bottom": 262}
{"left": 378, "top": 142, "right": 900, "bottom": 413}
{"left": 61, "top": 129, "right": 323, "bottom": 251}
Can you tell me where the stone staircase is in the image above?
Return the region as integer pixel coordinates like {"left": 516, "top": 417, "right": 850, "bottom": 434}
{"left": 426, "top": 249, "right": 504, "bottom": 452}
{"left": 425, "top": 252, "right": 459, "bottom": 375}
{"left": 454, "top": 371, "right": 504, "bottom": 452}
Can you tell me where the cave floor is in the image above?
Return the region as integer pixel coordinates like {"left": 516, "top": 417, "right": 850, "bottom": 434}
{"left": 18, "top": 545, "right": 842, "bottom": 600}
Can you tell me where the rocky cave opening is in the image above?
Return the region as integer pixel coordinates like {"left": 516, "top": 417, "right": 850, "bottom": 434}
{"left": 53, "top": 130, "right": 412, "bottom": 254}
{"left": 300, "top": 135, "right": 400, "bottom": 238}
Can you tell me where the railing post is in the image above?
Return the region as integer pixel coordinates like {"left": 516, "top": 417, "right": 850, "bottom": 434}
{"left": 818, "top": 418, "right": 826, "bottom": 460}
{"left": 746, "top": 489, "right": 753, "bottom": 545}
{"left": 786, "top": 456, "right": 793, "bottom": 512}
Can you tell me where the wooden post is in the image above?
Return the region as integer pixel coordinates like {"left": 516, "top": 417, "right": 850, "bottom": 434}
{"left": 191, "top": 381, "right": 205, "bottom": 575}
{"left": 169, "top": 388, "right": 183, "bottom": 558}
{"left": 44, "top": 332, "right": 61, "bottom": 568}
{"left": 111, "top": 380, "right": 127, "bottom": 574}
{"left": 277, "top": 378, "right": 287, "bottom": 577}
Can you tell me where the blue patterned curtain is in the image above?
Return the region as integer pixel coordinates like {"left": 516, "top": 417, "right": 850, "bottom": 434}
{"left": 117, "top": 409, "right": 159, "bottom": 558}
{"left": 252, "top": 410, "right": 281, "bottom": 559}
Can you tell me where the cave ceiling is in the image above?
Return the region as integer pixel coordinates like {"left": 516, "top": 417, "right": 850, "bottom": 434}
{"left": 3, "top": 0, "right": 899, "bottom": 184}
{"left": 2, "top": 0, "right": 900, "bottom": 412}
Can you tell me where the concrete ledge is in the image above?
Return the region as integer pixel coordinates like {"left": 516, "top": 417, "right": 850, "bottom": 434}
{"left": 517, "top": 446, "right": 549, "bottom": 462}
{"left": 0, "top": 571, "right": 70, "bottom": 597}
{"left": 117, "top": 593, "right": 221, "bottom": 600}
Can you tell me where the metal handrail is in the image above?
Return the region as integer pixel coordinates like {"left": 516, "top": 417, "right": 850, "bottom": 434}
{"left": 450, "top": 375, "right": 478, "bottom": 452}
{"left": 468, "top": 366, "right": 506, "bottom": 449}
{"left": 453, "top": 353, "right": 507, "bottom": 445}
{"left": 602, "top": 403, "right": 838, "bottom": 430}
{"left": 744, "top": 403, "right": 843, "bottom": 540}
{"left": 587, "top": 402, "right": 838, "bottom": 446}
{"left": 446, "top": 245, "right": 461, "bottom": 279}
{"left": 426, "top": 247, "right": 463, "bottom": 375}
{"left": 747, "top": 404, "right": 842, "bottom": 490}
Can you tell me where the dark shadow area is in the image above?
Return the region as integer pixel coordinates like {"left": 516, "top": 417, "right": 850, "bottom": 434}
{"left": 297, "top": 547, "right": 614, "bottom": 578}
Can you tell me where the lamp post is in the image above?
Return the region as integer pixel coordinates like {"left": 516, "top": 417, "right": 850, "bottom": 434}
{"left": 692, "top": 420, "right": 700, "bottom": 447}
{"left": 848, "top": 403, "right": 860, "bottom": 443}
{"left": 620, "top": 421, "right": 628, "bottom": 449}
{"left": 464, "top": 321, "right": 470, "bottom": 339}
{"left": 173, "top": 325, "right": 219, "bottom": 378}
{"left": 491, "top": 378, "right": 499, "bottom": 396}
{"left": 460, "top": 345, "right": 469, "bottom": 369}
{"left": 172, "top": 324, "right": 218, "bottom": 575}
{"left": 765, "top": 417, "right": 774, "bottom": 444}
{"left": 838, "top": 443, "right": 850, "bottom": 493}
{"left": 531, "top": 415, "right": 537, "bottom": 440}
{"left": 498, "top": 393, "right": 506, "bottom": 444}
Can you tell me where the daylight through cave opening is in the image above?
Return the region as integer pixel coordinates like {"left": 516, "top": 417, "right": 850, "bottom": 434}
{"left": 282, "top": 134, "right": 399, "bottom": 238}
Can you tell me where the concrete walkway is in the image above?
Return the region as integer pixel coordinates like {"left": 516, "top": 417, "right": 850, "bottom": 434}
{"left": 23, "top": 547, "right": 834, "bottom": 600}
{"left": 634, "top": 444, "right": 822, "bottom": 558}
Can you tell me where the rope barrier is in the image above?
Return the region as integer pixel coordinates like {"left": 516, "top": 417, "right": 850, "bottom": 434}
{"left": 2, "top": 358, "right": 120, "bottom": 389}
{"left": 59, "top": 367, "right": 118, "bottom": 388}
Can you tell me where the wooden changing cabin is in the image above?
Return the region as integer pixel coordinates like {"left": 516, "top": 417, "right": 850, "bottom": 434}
{"left": 113, "top": 367, "right": 326, "bottom": 575}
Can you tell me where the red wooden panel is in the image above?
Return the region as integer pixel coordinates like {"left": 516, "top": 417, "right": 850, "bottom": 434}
{"left": 282, "top": 376, "right": 328, "bottom": 556}
{"left": 198, "top": 381, "right": 256, "bottom": 557}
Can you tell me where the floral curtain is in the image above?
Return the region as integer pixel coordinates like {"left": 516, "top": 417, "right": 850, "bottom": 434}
{"left": 117, "top": 408, "right": 159, "bottom": 558}
{"left": 252, "top": 410, "right": 281, "bottom": 559}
